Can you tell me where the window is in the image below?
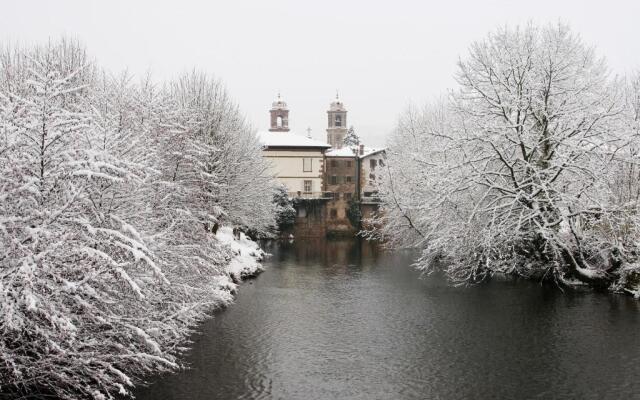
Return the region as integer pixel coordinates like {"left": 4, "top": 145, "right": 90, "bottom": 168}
{"left": 330, "top": 209, "right": 338, "bottom": 219}
{"left": 344, "top": 193, "right": 352, "bottom": 201}
{"left": 370, "top": 159, "right": 378, "bottom": 170}
{"left": 345, "top": 176, "right": 352, "bottom": 184}
{"left": 379, "top": 159, "right": 385, "bottom": 167}
{"left": 303, "top": 158, "right": 312, "bottom": 172}
{"left": 276, "top": 115, "right": 283, "bottom": 127}
{"left": 330, "top": 175, "right": 338, "bottom": 185}
{"left": 334, "top": 192, "right": 341, "bottom": 200}
{"left": 297, "top": 206, "right": 307, "bottom": 218}
{"left": 331, "top": 159, "right": 337, "bottom": 167}
{"left": 304, "top": 180, "right": 312, "bottom": 192}
{"left": 346, "top": 160, "right": 352, "bottom": 168}
{"left": 335, "top": 115, "right": 342, "bottom": 127}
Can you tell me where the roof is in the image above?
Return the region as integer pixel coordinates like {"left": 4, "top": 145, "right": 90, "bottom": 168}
{"left": 326, "top": 146, "right": 386, "bottom": 159}
{"left": 359, "top": 147, "right": 386, "bottom": 158}
{"left": 271, "top": 94, "right": 288, "bottom": 110}
{"left": 329, "top": 93, "right": 347, "bottom": 112}
{"left": 326, "top": 147, "right": 357, "bottom": 157}
{"left": 257, "top": 131, "right": 331, "bottom": 149}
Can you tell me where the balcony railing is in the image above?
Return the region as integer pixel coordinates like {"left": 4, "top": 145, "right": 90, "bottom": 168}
{"left": 361, "top": 195, "right": 382, "bottom": 203}
{"left": 288, "top": 191, "right": 334, "bottom": 200}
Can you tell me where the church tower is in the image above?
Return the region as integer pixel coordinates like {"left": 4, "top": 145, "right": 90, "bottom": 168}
{"left": 327, "top": 94, "right": 347, "bottom": 148}
{"left": 269, "top": 93, "right": 290, "bottom": 132}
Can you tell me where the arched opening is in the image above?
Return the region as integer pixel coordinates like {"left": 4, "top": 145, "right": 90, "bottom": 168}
{"left": 335, "top": 115, "right": 342, "bottom": 127}
{"left": 277, "top": 115, "right": 283, "bottom": 128}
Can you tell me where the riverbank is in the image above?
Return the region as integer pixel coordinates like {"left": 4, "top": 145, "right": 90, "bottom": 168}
{"left": 215, "top": 226, "right": 267, "bottom": 291}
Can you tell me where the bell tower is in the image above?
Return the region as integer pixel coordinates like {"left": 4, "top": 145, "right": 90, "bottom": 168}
{"left": 327, "top": 93, "right": 347, "bottom": 148}
{"left": 269, "top": 93, "right": 290, "bottom": 132}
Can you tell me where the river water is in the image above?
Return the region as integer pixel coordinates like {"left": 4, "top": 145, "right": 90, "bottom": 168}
{"left": 135, "top": 239, "right": 640, "bottom": 400}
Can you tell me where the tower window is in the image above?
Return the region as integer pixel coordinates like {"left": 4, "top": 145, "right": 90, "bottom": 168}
{"left": 276, "top": 116, "right": 283, "bottom": 127}
{"left": 335, "top": 115, "right": 342, "bottom": 127}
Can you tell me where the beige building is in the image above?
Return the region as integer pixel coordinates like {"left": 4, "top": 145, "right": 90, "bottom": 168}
{"left": 257, "top": 96, "right": 330, "bottom": 199}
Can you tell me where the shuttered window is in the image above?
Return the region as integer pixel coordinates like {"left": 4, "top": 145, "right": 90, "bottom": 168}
{"left": 303, "top": 158, "right": 312, "bottom": 172}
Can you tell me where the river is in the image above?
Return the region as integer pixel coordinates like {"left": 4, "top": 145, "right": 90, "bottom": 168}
{"left": 135, "top": 238, "right": 640, "bottom": 400}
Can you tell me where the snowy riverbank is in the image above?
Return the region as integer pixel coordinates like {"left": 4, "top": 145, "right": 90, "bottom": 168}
{"left": 215, "top": 227, "right": 268, "bottom": 295}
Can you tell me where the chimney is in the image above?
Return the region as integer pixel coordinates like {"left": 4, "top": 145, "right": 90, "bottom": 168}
{"left": 359, "top": 144, "right": 364, "bottom": 156}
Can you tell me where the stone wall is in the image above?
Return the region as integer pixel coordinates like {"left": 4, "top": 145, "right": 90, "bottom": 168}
{"left": 289, "top": 199, "right": 328, "bottom": 238}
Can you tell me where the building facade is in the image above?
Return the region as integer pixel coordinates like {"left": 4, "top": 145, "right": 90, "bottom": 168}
{"left": 358, "top": 147, "right": 386, "bottom": 225}
{"left": 325, "top": 148, "right": 358, "bottom": 235}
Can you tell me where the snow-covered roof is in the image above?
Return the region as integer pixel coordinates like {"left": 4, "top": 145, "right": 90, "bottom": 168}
{"left": 326, "top": 147, "right": 357, "bottom": 157}
{"left": 359, "top": 147, "right": 385, "bottom": 158}
{"left": 329, "top": 95, "right": 347, "bottom": 112}
{"left": 257, "top": 131, "right": 330, "bottom": 148}
{"left": 326, "top": 146, "right": 386, "bottom": 158}
{"left": 271, "top": 94, "right": 288, "bottom": 110}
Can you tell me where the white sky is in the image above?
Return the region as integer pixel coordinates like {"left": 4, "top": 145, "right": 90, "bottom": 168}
{"left": 2, "top": 0, "right": 639, "bottom": 146}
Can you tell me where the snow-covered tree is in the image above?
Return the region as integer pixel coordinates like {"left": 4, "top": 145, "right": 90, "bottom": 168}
{"left": 368, "top": 23, "right": 640, "bottom": 295}
{"left": 273, "top": 184, "right": 296, "bottom": 231}
{"left": 0, "top": 39, "right": 277, "bottom": 399}
{"left": 343, "top": 125, "right": 360, "bottom": 146}
{"left": 164, "top": 71, "right": 276, "bottom": 233}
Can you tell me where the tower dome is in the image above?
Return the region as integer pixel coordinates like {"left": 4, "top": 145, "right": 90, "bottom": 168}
{"left": 272, "top": 93, "right": 288, "bottom": 110}
{"left": 329, "top": 93, "right": 346, "bottom": 112}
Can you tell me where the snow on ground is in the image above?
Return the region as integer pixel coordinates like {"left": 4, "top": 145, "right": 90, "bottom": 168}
{"left": 216, "top": 227, "right": 267, "bottom": 287}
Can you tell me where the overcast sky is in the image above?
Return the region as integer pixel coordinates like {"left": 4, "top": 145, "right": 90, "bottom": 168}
{"left": 2, "top": 0, "right": 639, "bottom": 146}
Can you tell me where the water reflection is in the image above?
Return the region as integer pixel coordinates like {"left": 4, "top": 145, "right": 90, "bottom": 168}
{"left": 135, "top": 238, "right": 640, "bottom": 400}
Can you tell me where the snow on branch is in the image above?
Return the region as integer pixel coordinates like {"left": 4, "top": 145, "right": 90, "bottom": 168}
{"left": 367, "top": 23, "right": 640, "bottom": 295}
{"left": 0, "top": 38, "right": 276, "bottom": 399}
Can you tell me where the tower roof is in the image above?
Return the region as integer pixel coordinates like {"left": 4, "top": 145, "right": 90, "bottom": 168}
{"left": 271, "top": 93, "right": 288, "bottom": 110}
{"left": 329, "top": 93, "right": 346, "bottom": 112}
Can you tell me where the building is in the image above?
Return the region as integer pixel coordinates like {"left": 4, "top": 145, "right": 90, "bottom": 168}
{"left": 358, "top": 146, "right": 386, "bottom": 224}
{"left": 325, "top": 146, "right": 358, "bottom": 235}
{"left": 257, "top": 96, "right": 332, "bottom": 237}
{"left": 257, "top": 96, "right": 331, "bottom": 199}
{"left": 258, "top": 94, "right": 384, "bottom": 238}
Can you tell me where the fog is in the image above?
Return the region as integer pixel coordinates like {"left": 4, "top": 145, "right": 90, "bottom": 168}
{"left": 2, "top": 0, "right": 639, "bottom": 145}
